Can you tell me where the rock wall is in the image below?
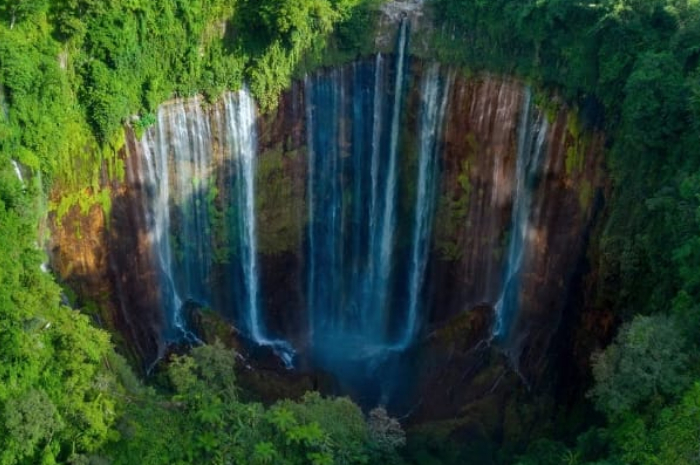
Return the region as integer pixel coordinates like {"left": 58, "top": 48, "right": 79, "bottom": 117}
{"left": 49, "top": 59, "right": 605, "bottom": 426}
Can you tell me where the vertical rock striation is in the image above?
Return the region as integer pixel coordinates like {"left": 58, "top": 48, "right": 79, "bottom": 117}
{"left": 50, "top": 49, "right": 604, "bottom": 408}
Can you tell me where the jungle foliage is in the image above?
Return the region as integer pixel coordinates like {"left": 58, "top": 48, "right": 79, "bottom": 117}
{"left": 105, "top": 343, "right": 405, "bottom": 465}
{"left": 0, "top": 0, "right": 378, "bottom": 213}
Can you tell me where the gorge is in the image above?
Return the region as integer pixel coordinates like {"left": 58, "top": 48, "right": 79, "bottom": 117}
{"left": 52, "top": 18, "right": 604, "bottom": 411}
{"left": 3, "top": 0, "right": 699, "bottom": 463}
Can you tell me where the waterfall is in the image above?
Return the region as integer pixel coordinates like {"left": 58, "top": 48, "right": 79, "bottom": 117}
{"left": 109, "top": 40, "right": 599, "bottom": 398}
{"left": 305, "top": 69, "right": 343, "bottom": 341}
{"left": 305, "top": 75, "right": 317, "bottom": 340}
{"left": 377, "top": 19, "right": 409, "bottom": 320}
{"left": 367, "top": 53, "right": 384, "bottom": 330}
{"left": 398, "top": 64, "right": 451, "bottom": 349}
{"left": 305, "top": 22, "right": 411, "bottom": 360}
{"left": 138, "top": 99, "right": 212, "bottom": 339}
{"left": 223, "top": 90, "right": 294, "bottom": 365}
{"left": 136, "top": 90, "right": 293, "bottom": 356}
{"left": 139, "top": 110, "right": 180, "bottom": 339}
{"left": 223, "top": 91, "right": 265, "bottom": 342}
{"left": 11, "top": 160, "right": 24, "bottom": 186}
{"left": 493, "top": 88, "right": 548, "bottom": 339}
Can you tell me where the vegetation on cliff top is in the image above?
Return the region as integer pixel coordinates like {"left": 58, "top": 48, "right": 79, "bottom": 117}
{"left": 0, "top": 0, "right": 378, "bottom": 217}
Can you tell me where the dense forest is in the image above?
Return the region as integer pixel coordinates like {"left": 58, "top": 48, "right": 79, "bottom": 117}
{"left": 0, "top": 0, "right": 699, "bottom": 463}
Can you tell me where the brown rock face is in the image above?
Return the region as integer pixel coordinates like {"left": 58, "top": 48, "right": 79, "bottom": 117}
{"left": 256, "top": 86, "right": 309, "bottom": 346}
{"left": 49, "top": 58, "right": 605, "bottom": 432}
{"left": 403, "top": 74, "right": 604, "bottom": 436}
{"left": 428, "top": 75, "right": 604, "bottom": 377}
{"left": 50, "top": 131, "right": 166, "bottom": 367}
{"left": 430, "top": 77, "right": 524, "bottom": 324}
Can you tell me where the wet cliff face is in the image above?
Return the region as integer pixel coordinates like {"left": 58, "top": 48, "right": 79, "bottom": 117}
{"left": 430, "top": 76, "right": 604, "bottom": 371}
{"left": 50, "top": 131, "right": 167, "bottom": 364}
{"left": 49, "top": 55, "right": 605, "bottom": 426}
{"left": 403, "top": 74, "right": 604, "bottom": 435}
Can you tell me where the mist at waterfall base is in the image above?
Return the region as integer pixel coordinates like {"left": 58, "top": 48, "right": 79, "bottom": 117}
{"left": 302, "top": 21, "right": 433, "bottom": 400}
{"left": 126, "top": 24, "right": 559, "bottom": 404}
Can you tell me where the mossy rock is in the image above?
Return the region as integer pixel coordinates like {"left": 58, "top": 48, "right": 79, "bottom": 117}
{"left": 256, "top": 145, "right": 306, "bottom": 255}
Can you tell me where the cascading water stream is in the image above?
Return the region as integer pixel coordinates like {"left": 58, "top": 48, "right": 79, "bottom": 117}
{"left": 224, "top": 91, "right": 262, "bottom": 341}
{"left": 171, "top": 96, "right": 214, "bottom": 308}
{"left": 304, "top": 74, "right": 318, "bottom": 340}
{"left": 305, "top": 70, "right": 342, "bottom": 342}
{"left": 367, "top": 53, "right": 384, "bottom": 330}
{"left": 222, "top": 91, "right": 293, "bottom": 363}
{"left": 223, "top": 90, "right": 294, "bottom": 365}
{"left": 493, "top": 88, "right": 548, "bottom": 339}
{"left": 305, "top": 22, "right": 411, "bottom": 360}
{"left": 397, "top": 64, "right": 451, "bottom": 349}
{"left": 136, "top": 90, "right": 294, "bottom": 361}
{"left": 376, "top": 19, "right": 409, "bottom": 322}
{"left": 11, "top": 160, "right": 24, "bottom": 186}
{"left": 139, "top": 104, "right": 191, "bottom": 339}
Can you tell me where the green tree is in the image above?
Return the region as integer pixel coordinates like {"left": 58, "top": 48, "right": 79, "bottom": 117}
{"left": 654, "top": 383, "right": 700, "bottom": 465}
{"left": 0, "top": 0, "right": 48, "bottom": 29}
{"left": 2, "top": 389, "right": 63, "bottom": 464}
{"left": 621, "top": 52, "right": 686, "bottom": 150}
{"left": 588, "top": 314, "right": 689, "bottom": 418}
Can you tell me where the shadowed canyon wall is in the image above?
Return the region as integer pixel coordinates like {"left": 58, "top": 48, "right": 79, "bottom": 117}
{"left": 49, "top": 47, "right": 605, "bottom": 420}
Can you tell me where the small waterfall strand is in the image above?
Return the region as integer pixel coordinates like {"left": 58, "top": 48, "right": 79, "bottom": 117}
{"left": 493, "top": 88, "right": 549, "bottom": 339}
{"left": 398, "top": 63, "right": 452, "bottom": 349}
